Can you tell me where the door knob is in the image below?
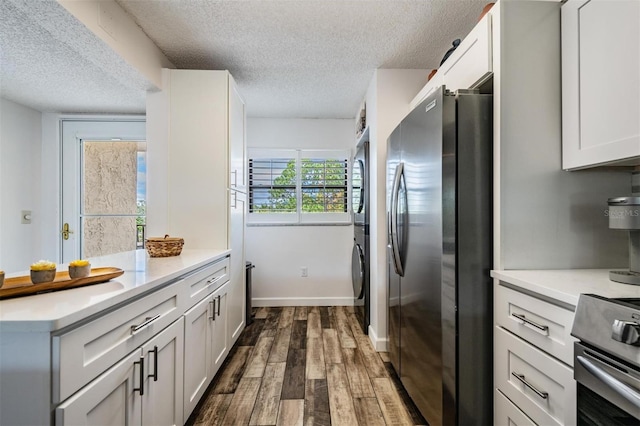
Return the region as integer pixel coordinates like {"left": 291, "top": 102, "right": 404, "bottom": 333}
{"left": 61, "top": 223, "right": 73, "bottom": 240}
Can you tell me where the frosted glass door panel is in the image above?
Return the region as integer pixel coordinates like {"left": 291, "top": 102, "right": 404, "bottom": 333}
{"left": 82, "top": 141, "right": 146, "bottom": 258}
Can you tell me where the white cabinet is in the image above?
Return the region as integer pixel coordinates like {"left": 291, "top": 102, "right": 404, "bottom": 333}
{"left": 410, "top": 11, "right": 492, "bottom": 110}
{"left": 228, "top": 189, "right": 246, "bottom": 345}
{"left": 183, "top": 281, "right": 229, "bottom": 421}
{"left": 158, "top": 69, "right": 246, "bottom": 348}
{"left": 494, "top": 281, "right": 576, "bottom": 425}
{"left": 56, "top": 318, "right": 184, "bottom": 426}
{"left": 562, "top": 0, "right": 640, "bottom": 169}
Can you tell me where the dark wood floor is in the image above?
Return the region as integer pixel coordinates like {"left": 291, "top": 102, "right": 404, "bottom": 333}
{"left": 186, "top": 306, "right": 427, "bottom": 425}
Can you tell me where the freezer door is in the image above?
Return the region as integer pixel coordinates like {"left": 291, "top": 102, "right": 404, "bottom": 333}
{"left": 387, "top": 124, "right": 402, "bottom": 375}
{"left": 399, "top": 87, "right": 449, "bottom": 426}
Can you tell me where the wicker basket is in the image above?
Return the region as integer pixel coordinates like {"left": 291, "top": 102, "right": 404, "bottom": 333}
{"left": 145, "top": 235, "right": 184, "bottom": 257}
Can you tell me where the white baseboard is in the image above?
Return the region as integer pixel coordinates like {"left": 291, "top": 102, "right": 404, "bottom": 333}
{"left": 251, "top": 297, "right": 354, "bottom": 307}
{"left": 368, "top": 325, "right": 388, "bottom": 352}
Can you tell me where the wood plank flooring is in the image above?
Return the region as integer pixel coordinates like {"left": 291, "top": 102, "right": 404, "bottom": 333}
{"left": 187, "top": 306, "right": 427, "bottom": 426}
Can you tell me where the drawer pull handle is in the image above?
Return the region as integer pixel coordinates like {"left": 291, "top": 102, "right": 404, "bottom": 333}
{"left": 511, "top": 372, "right": 548, "bottom": 399}
{"left": 131, "top": 314, "right": 161, "bottom": 334}
{"left": 217, "top": 295, "right": 221, "bottom": 316}
{"left": 511, "top": 313, "right": 549, "bottom": 334}
{"left": 207, "top": 275, "right": 223, "bottom": 286}
{"left": 134, "top": 356, "right": 144, "bottom": 395}
{"left": 149, "top": 345, "right": 158, "bottom": 382}
{"left": 209, "top": 299, "right": 216, "bottom": 321}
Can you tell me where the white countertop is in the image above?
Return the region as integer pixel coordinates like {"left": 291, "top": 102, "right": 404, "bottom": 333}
{"left": 491, "top": 269, "right": 640, "bottom": 307}
{"left": 0, "top": 249, "right": 230, "bottom": 332}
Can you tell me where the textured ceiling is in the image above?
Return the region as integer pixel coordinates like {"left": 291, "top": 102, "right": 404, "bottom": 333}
{"left": 0, "top": 0, "right": 489, "bottom": 117}
{"left": 0, "top": 0, "right": 152, "bottom": 114}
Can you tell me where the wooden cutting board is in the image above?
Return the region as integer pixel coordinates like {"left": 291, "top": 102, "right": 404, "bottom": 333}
{"left": 0, "top": 267, "right": 124, "bottom": 300}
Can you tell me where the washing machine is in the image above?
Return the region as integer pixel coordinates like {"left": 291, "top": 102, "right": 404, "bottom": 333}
{"left": 352, "top": 140, "right": 369, "bottom": 334}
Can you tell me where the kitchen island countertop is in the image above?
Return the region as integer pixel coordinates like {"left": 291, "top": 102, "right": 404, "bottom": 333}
{"left": 0, "top": 249, "right": 230, "bottom": 332}
{"left": 491, "top": 269, "right": 640, "bottom": 308}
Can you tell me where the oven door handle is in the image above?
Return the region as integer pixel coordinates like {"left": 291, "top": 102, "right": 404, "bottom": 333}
{"left": 577, "top": 355, "right": 640, "bottom": 409}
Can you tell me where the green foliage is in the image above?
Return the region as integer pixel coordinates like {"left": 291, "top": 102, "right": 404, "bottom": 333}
{"left": 255, "top": 158, "right": 347, "bottom": 213}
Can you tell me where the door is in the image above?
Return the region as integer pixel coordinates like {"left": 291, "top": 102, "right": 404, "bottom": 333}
{"left": 229, "top": 75, "right": 246, "bottom": 191}
{"left": 228, "top": 189, "right": 245, "bottom": 345}
{"left": 61, "top": 119, "right": 146, "bottom": 262}
{"left": 387, "top": 125, "right": 402, "bottom": 376}
{"left": 562, "top": 0, "right": 640, "bottom": 169}
{"left": 183, "top": 295, "right": 214, "bottom": 419}
{"left": 56, "top": 349, "right": 143, "bottom": 426}
{"left": 399, "top": 89, "right": 447, "bottom": 426}
{"left": 210, "top": 283, "right": 229, "bottom": 374}
{"left": 142, "top": 318, "right": 184, "bottom": 426}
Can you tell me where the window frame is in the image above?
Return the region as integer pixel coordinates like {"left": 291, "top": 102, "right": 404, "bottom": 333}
{"left": 247, "top": 148, "right": 351, "bottom": 225}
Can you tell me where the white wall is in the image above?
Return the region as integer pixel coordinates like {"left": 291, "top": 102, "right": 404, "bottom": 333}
{"left": 362, "top": 69, "right": 430, "bottom": 350}
{"left": 0, "top": 99, "right": 43, "bottom": 273}
{"left": 246, "top": 118, "right": 355, "bottom": 306}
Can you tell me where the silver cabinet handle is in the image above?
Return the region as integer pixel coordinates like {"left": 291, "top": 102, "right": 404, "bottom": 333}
{"left": 577, "top": 355, "right": 640, "bottom": 409}
{"left": 511, "top": 372, "right": 548, "bottom": 399}
{"left": 511, "top": 312, "right": 549, "bottom": 334}
{"left": 217, "top": 295, "right": 221, "bottom": 316}
{"left": 207, "top": 275, "right": 223, "bottom": 286}
{"left": 209, "top": 299, "right": 215, "bottom": 321}
{"left": 131, "top": 314, "right": 161, "bottom": 335}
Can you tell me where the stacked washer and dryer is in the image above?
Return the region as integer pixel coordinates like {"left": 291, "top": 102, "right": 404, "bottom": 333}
{"left": 351, "top": 140, "right": 370, "bottom": 334}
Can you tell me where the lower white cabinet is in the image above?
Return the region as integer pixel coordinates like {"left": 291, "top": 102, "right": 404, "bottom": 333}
{"left": 56, "top": 318, "right": 184, "bottom": 426}
{"left": 494, "top": 389, "right": 536, "bottom": 426}
{"left": 494, "top": 280, "right": 577, "bottom": 425}
{"left": 183, "top": 281, "right": 229, "bottom": 421}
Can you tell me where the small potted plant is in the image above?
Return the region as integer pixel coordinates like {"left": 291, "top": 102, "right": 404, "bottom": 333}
{"left": 68, "top": 259, "right": 91, "bottom": 279}
{"left": 30, "top": 260, "right": 57, "bottom": 284}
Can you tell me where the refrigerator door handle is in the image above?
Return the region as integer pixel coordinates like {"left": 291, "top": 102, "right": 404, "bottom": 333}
{"left": 390, "top": 162, "right": 405, "bottom": 276}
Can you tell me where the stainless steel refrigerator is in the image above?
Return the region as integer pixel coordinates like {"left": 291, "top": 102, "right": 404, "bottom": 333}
{"left": 387, "top": 87, "right": 493, "bottom": 425}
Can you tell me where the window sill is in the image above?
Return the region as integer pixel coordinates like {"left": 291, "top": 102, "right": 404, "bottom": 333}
{"left": 246, "top": 222, "right": 353, "bottom": 227}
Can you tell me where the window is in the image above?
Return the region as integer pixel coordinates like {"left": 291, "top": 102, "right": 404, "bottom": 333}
{"left": 248, "top": 149, "right": 350, "bottom": 224}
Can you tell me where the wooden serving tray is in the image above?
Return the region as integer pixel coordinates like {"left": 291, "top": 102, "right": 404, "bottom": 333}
{"left": 0, "top": 267, "right": 124, "bottom": 300}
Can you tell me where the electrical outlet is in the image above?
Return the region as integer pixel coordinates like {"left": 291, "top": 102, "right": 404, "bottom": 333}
{"left": 300, "top": 267, "right": 308, "bottom": 277}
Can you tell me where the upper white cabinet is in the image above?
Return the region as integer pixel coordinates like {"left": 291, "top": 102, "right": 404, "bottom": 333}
{"left": 562, "top": 0, "right": 640, "bottom": 169}
{"left": 411, "top": 11, "right": 492, "bottom": 109}
{"left": 151, "top": 69, "right": 247, "bottom": 348}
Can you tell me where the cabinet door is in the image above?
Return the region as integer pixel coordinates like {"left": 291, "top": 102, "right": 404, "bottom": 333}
{"left": 56, "top": 349, "right": 143, "bottom": 426}
{"left": 562, "top": 0, "right": 640, "bottom": 169}
{"left": 228, "top": 190, "right": 246, "bottom": 345}
{"left": 210, "top": 283, "right": 229, "bottom": 375}
{"left": 142, "top": 318, "right": 184, "bottom": 426}
{"left": 183, "top": 295, "right": 214, "bottom": 419}
{"left": 229, "top": 75, "right": 246, "bottom": 190}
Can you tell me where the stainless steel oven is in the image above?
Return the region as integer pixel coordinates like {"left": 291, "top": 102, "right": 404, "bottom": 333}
{"left": 572, "top": 294, "right": 640, "bottom": 423}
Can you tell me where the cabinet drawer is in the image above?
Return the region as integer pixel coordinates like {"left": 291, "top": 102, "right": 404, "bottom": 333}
{"left": 496, "top": 283, "right": 576, "bottom": 366}
{"left": 440, "top": 12, "right": 492, "bottom": 91}
{"left": 495, "top": 327, "right": 576, "bottom": 426}
{"left": 53, "top": 283, "right": 185, "bottom": 403}
{"left": 495, "top": 389, "right": 536, "bottom": 426}
{"left": 184, "top": 257, "right": 229, "bottom": 309}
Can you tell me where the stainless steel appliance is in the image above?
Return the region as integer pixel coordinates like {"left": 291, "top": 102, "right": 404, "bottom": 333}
{"left": 352, "top": 140, "right": 369, "bottom": 333}
{"left": 608, "top": 197, "right": 640, "bottom": 285}
{"left": 572, "top": 294, "right": 640, "bottom": 422}
{"left": 387, "top": 87, "right": 493, "bottom": 425}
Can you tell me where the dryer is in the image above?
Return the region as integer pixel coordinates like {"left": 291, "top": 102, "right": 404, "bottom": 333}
{"left": 352, "top": 140, "right": 369, "bottom": 334}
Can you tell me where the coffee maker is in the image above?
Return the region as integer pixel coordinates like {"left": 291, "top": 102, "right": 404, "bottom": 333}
{"left": 609, "top": 197, "right": 640, "bottom": 285}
